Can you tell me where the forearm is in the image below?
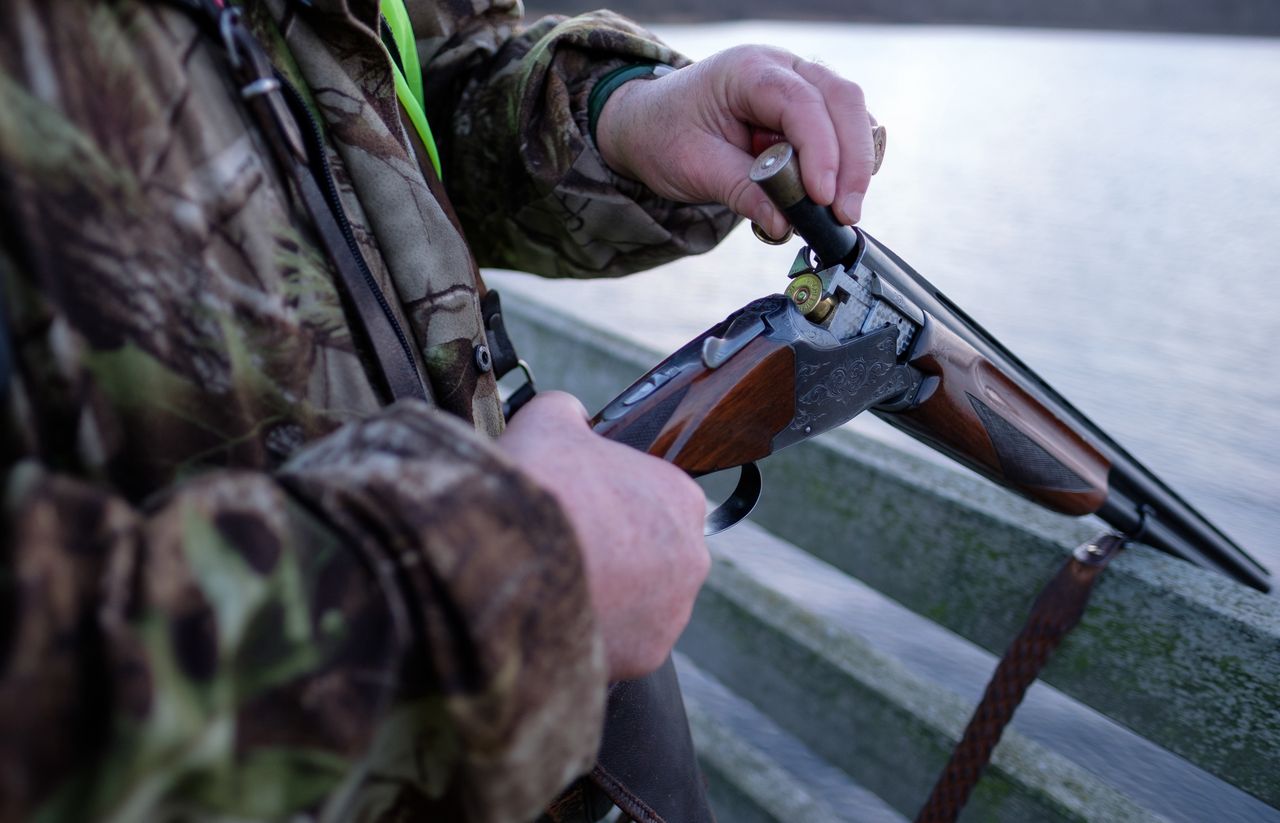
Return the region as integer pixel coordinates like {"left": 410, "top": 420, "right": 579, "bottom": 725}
{"left": 419, "top": 7, "right": 739, "bottom": 278}
{"left": 0, "top": 402, "right": 606, "bottom": 823}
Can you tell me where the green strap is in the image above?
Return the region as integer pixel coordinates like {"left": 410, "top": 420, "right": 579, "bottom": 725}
{"left": 380, "top": 0, "right": 442, "bottom": 179}
{"left": 586, "top": 64, "right": 655, "bottom": 143}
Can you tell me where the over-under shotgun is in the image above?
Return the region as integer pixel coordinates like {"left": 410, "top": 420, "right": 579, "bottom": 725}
{"left": 592, "top": 142, "right": 1270, "bottom": 593}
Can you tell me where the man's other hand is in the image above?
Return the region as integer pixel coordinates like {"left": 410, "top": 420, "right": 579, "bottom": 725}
{"left": 498, "top": 391, "right": 710, "bottom": 682}
{"left": 595, "top": 45, "right": 877, "bottom": 238}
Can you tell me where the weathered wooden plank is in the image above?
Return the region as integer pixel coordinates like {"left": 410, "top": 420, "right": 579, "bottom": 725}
{"left": 499, "top": 289, "right": 1280, "bottom": 806}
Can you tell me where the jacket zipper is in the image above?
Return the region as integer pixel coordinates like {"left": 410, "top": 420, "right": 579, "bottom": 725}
{"left": 276, "top": 74, "right": 422, "bottom": 382}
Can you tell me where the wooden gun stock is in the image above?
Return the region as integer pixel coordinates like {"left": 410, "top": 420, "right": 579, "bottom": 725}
{"left": 590, "top": 307, "right": 797, "bottom": 477}
{"left": 887, "top": 317, "right": 1111, "bottom": 516}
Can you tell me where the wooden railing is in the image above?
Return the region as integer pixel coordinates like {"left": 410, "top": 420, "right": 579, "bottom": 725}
{"left": 499, "top": 289, "right": 1280, "bottom": 823}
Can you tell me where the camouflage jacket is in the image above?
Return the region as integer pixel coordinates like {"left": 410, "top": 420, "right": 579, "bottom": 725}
{"left": 0, "top": 0, "right": 736, "bottom": 820}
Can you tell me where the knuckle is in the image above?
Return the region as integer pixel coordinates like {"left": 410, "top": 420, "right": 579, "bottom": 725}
{"left": 735, "top": 43, "right": 791, "bottom": 65}
{"left": 543, "top": 390, "right": 588, "bottom": 419}
{"left": 846, "top": 156, "right": 874, "bottom": 181}
{"left": 793, "top": 78, "right": 826, "bottom": 107}
{"left": 794, "top": 56, "right": 834, "bottom": 81}
{"left": 677, "top": 472, "right": 707, "bottom": 518}
{"left": 691, "top": 541, "right": 711, "bottom": 585}
{"left": 750, "top": 64, "right": 802, "bottom": 98}
{"left": 641, "top": 457, "right": 704, "bottom": 526}
{"left": 643, "top": 642, "right": 670, "bottom": 676}
{"left": 846, "top": 164, "right": 874, "bottom": 191}
{"left": 843, "top": 78, "right": 866, "bottom": 103}
{"left": 796, "top": 58, "right": 865, "bottom": 98}
{"left": 725, "top": 177, "right": 756, "bottom": 215}
{"left": 628, "top": 631, "right": 669, "bottom": 677}
{"left": 833, "top": 88, "right": 868, "bottom": 119}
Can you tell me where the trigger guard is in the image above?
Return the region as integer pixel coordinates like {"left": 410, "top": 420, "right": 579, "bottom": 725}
{"left": 703, "top": 462, "right": 763, "bottom": 536}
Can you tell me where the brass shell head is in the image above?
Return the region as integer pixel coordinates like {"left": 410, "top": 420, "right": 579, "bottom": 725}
{"left": 808, "top": 296, "right": 837, "bottom": 324}
{"left": 785, "top": 272, "right": 824, "bottom": 315}
{"left": 750, "top": 142, "right": 806, "bottom": 208}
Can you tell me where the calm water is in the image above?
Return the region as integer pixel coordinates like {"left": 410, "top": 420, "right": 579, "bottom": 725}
{"left": 491, "top": 22, "right": 1280, "bottom": 577}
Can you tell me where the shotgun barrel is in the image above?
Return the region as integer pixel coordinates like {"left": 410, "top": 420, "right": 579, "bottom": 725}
{"left": 860, "top": 229, "right": 1271, "bottom": 591}
{"left": 593, "top": 141, "right": 1270, "bottom": 592}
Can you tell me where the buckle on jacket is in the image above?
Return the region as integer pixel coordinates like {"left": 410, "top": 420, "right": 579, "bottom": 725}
{"left": 480, "top": 290, "right": 537, "bottom": 420}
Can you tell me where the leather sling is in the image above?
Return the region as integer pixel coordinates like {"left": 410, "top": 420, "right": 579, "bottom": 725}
{"left": 176, "top": 0, "right": 429, "bottom": 404}
{"left": 914, "top": 532, "right": 1126, "bottom": 822}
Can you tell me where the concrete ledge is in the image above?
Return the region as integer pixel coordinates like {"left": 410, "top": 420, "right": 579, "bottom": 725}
{"left": 676, "top": 654, "right": 863, "bottom": 823}
{"left": 497, "top": 285, "right": 1280, "bottom": 806}
{"left": 681, "top": 549, "right": 1161, "bottom": 822}
{"left": 749, "top": 430, "right": 1280, "bottom": 806}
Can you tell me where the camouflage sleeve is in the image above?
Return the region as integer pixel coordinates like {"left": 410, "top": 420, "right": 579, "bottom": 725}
{"left": 412, "top": 2, "right": 740, "bottom": 278}
{"left": 0, "top": 400, "right": 606, "bottom": 823}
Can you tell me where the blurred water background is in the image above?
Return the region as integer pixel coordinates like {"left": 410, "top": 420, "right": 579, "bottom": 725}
{"left": 490, "top": 21, "right": 1280, "bottom": 578}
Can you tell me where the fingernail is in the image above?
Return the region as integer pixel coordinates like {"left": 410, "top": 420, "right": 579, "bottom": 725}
{"left": 840, "top": 193, "right": 861, "bottom": 224}
{"left": 821, "top": 171, "right": 836, "bottom": 204}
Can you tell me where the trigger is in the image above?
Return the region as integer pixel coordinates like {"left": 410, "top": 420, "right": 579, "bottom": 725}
{"left": 704, "top": 462, "right": 763, "bottom": 536}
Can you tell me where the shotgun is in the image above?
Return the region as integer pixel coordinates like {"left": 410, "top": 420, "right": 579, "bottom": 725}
{"left": 591, "top": 141, "right": 1271, "bottom": 593}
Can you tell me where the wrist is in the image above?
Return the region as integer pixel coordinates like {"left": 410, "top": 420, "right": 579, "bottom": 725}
{"left": 591, "top": 63, "right": 673, "bottom": 181}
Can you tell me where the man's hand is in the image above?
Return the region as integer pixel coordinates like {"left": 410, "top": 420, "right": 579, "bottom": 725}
{"left": 595, "top": 45, "right": 877, "bottom": 238}
{"left": 498, "top": 391, "right": 711, "bottom": 682}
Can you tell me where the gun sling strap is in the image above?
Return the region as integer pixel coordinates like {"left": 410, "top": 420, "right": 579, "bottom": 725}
{"left": 914, "top": 531, "right": 1127, "bottom": 822}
